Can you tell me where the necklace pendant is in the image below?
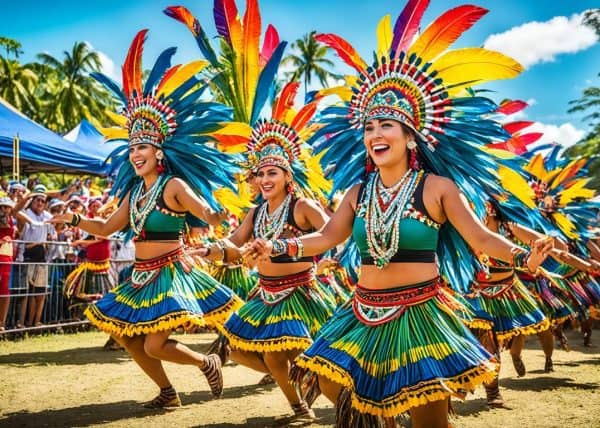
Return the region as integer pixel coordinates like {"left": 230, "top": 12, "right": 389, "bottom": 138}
{"left": 376, "top": 258, "right": 387, "bottom": 269}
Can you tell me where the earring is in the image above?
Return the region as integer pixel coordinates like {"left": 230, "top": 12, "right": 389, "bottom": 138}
{"left": 286, "top": 181, "right": 294, "bottom": 194}
{"left": 406, "top": 140, "right": 417, "bottom": 150}
{"left": 365, "top": 155, "right": 376, "bottom": 174}
{"left": 408, "top": 144, "right": 420, "bottom": 171}
{"left": 156, "top": 150, "right": 165, "bottom": 174}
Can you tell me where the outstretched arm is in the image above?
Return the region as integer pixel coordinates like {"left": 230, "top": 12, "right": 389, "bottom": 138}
{"left": 165, "top": 178, "right": 226, "bottom": 226}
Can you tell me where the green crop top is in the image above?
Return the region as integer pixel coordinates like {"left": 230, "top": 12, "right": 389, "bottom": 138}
{"left": 131, "top": 177, "right": 185, "bottom": 240}
{"left": 352, "top": 173, "right": 441, "bottom": 264}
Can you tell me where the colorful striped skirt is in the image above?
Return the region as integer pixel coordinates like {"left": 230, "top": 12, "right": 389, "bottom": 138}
{"left": 292, "top": 277, "right": 498, "bottom": 418}
{"left": 222, "top": 269, "right": 337, "bottom": 352}
{"left": 85, "top": 248, "right": 242, "bottom": 337}
{"left": 465, "top": 272, "right": 549, "bottom": 341}
{"left": 210, "top": 263, "right": 258, "bottom": 301}
{"left": 64, "top": 259, "right": 114, "bottom": 304}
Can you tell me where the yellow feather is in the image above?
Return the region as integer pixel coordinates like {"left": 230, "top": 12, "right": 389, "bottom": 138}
{"left": 105, "top": 110, "right": 127, "bottom": 127}
{"left": 214, "top": 186, "right": 252, "bottom": 219}
{"left": 99, "top": 127, "right": 128, "bottom": 141}
{"left": 376, "top": 15, "right": 392, "bottom": 60}
{"left": 433, "top": 48, "right": 523, "bottom": 94}
{"left": 552, "top": 212, "right": 578, "bottom": 239}
{"left": 498, "top": 166, "right": 536, "bottom": 208}
{"left": 558, "top": 179, "right": 596, "bottom": 205}
{"left": 210, "top": 121, "right": 253, "bottom": 137}
{"left": 303, "top": 149, "right": 332, "bottom": 199}
{"left": 523, "top": 153, "right": 548, "bottom": 181}
{"left": 480, "top": 146, "right": 518, "bottom": 160}
{"left": 156, "top": 60, "right": 208, "bottom": 98}
{"left": 550, "top": 159, "right": 586, "bottom": 189}
{"left": 316, "top": 86, "right": 354, "bottom": 102}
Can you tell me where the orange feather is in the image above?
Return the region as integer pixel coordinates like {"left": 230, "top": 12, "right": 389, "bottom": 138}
{"left": 290, "top": 102, "right": 318, "bottom": 132}
{"left": 315, "top": 33, "right": 367, "bottom": 75}
{"left": 242, "top": 0, "right": 261, "bottom": 116}
{"left": 155, "top": 65, "right": 181, "bottom": 94}
{"left": 122, "top": 30, "right": 148, "bottom": 98}
{"left": 272, "top": 82, "right": 300, "bottom": 121}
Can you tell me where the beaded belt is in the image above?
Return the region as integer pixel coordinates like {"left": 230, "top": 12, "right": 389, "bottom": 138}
{"left": 353, "top": 277, "right": 441, "bottom": 326}
{"left": 131, "top": 247, "right": 189, "bottom": 289}
{"left": 256, "top": 269, "right": 315, "bottom": 305}
{"left": 469, "top": 273, "right": 516, "bottom": 299}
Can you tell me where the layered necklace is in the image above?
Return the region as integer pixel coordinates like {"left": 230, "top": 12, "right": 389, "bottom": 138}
{"left": 129, "top": 175, "right": 167, "bottom": 235}
{"left": 253, "top": 193, "right": 292, "bottom": 239}
{"left": 363, "top": 169, "right": 423, "bottom": 269}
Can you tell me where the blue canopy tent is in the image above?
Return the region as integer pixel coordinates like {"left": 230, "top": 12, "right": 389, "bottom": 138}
{"left": 64, "top": 119, "right": 122, "bottom": 164}
{"left": 0, "top": 98, "right": 110, "bottom": 175}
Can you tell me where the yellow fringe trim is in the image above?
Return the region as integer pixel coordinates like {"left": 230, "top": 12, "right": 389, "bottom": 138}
{"left": 296, "top": 356, "right": 498, "bottom": 418}
{"left": 115, "top": 284, "right": 223, "bottom": 309}
{"left": 496, "top": 318, "right": 551, "bottom": 342}
{"left": 85, "top": 296, "right": 242, "bottom": 337}
{"left": 465, "top": 318, "right": 494, "bottom": 330}
{"left": 223, "top": 333, "right": 312, "bottom": 353}
{"left": 550, "top": 314, "right": 573, "bottom": 328}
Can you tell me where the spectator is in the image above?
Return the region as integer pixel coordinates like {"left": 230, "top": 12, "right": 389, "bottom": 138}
{"left": 0, "top": 196, "right": 16, "bottom": 330}
{"left": 14, "top": 184, "right": 54, "bottom": 327}
{"left": 8, "top": 181, "right": 27, "bottom": 202}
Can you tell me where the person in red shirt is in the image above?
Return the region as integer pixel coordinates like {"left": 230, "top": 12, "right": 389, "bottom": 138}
{"left": 0, "top": 197, "right": 16, "bottom": 330}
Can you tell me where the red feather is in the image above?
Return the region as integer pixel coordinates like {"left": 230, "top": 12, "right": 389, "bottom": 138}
{"left": 315, "top": 33, "right": 367, "bottom": 75}
{"left": 156, "top": 65, "right": 181, "bottom": 93}
{"left": 391, "top": 0, "right": 429, "bottom": 56}
{"left": 496, "top": 99, "right": 528, "bottom": 115}
{"left": 122, "top": 30, "right": 148, "bottom": 98}
{"left": 164, "top": 6, "right": 197, "bottom": 35}
{"left": 260, "top": 24, "right": 280, "bottom": 68}
{"left": 503, "top": 121, "right": 534, "bottom": 135}
{"left": 272, "top": 82, "right": 299, "bottom": 121}
{"left": 290, "top": 102, "right": 318, "bottom": 132}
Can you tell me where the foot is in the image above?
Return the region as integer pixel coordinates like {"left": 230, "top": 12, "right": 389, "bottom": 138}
{"left": 143, "top": 387, "right": 182, "bottom": 409}
{"left": 201, "top": 354, "right": 223, "bottom": 398}
{"left": 544, "top": 357, "right": 554, "bottom": 373}
{"left": 583, "top": 331, "right": 592, "bottom": 347}
{"left": 555, "top": 330, "right": 570, "bottom": 351}
{"left": 511, "top": 355, "right": 526, "bottom": 377}
{"left": 257, "top": 373, "right": 276, "bottom": 385}
{"left": 484, "top": 382, "right": 505, "bottom": 408}
{"left": 274, "top": 401, "right": 316, "bottom": 426}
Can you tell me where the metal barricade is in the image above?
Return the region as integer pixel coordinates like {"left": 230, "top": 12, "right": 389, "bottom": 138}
{"left": 0, "top": 239, "right": 133, "bottom": 337}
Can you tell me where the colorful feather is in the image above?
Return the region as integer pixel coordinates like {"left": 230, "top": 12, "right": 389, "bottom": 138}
{"left": 498, "top": 165, "right": 536, "bottom": 208}
{"left": 376, "top": 15, "right": 392, "bottom": 60}
{"left": 496, "top": 99, "right": 528, "bottom": 115}
{"left": 433, "top": 48, "right": 523, "bottom": 90}
{"left": 156, "top": 60, "right": 208, "bottom": 98}
{"left": 250, "top": 41, "right": 287, "bottom": 124}
{"left": 551, "top": 159, "right": 587, "bottom": 189}
{"left": 122, "top": 29, "right": 147, "bottom": 98}
{"left": 315, "top": 33, "right": 367, "bottom": 75}
{"left": 156, "top": 65, "right": 181, "bottom": 95}
{"left": 260, "top": 24, "right": 279, "bottom": 67}
{"left": 242, "top": 0, "right": 261, "bottom": 117}
{"left": 272, "top": 81, "right": 299, "bottom": 121}
{"left": 391, "top": 0, "right": 429, "bottom": 56}
{"left": 409, "top": 5, "right": 487, "bottom": 63}
{"left": 503, "top": 121, "right": 534, "bottom": 135}
{"left": 164, "top": 6, "right": 218, "bottom": 66}
{"left": 290, "top": 102, "right": 319, "bottom": 132}
{"left": 144, "top": 47, "right": 177, "bottom": 95}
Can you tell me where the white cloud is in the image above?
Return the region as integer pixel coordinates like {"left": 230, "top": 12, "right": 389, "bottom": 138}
{"left": 529, "top": 122, "right": 585, "bottom": 149}
{"left": 84, "top": 41, "right": 119, "bottom": 81}
{"left": 484, "top": 12, "right": 598, "bottom": 68}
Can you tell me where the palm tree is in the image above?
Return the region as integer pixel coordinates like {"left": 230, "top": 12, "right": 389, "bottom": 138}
{"left": 0, "top": 37, "right": 24, "bottom": 59}
{"left": 283, "top": 31, "right": 340, "bottom": 94}
{"left": 0, "top": 56, "right": 38, "bottom": 114}
{"left": 36, "top": 41, "right": 115, "bottom": 133}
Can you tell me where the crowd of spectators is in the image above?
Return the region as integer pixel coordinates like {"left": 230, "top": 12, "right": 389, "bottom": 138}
{"left": 0, "top": 176, "right": 134, "bottom": 331}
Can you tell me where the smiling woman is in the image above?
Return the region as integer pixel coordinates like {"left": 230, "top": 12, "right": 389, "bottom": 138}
{"left": 47, "top": 30, "right": 243, "bottom": 409}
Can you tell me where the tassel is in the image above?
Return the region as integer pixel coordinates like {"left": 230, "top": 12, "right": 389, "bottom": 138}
{"left": 409, "top": 147, "right": 420, "bottom": 170}
{"left": 365, "top": 155, "right": 376, "bottom": 174}
{"left": 156, "top": 159, "right": 165, "bottom": 174}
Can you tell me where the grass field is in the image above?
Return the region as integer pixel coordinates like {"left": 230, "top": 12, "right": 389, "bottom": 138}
{"left": 0, "top": 329, "right": 598, "bottom": 428}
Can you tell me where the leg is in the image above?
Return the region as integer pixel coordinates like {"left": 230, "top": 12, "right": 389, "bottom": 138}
{"left": 510, "top": 334, "right": 526, "bottom": 377}
{"left": 553, "top": 322, "right": 569, "bottom": 351}
{"left": 581, "top": 317, "right": 593, "bottom": 346}
{"left": 17, "top": 296, "right": 27, "bottom": 327}
{"left": 143, "top": 330, "right": 223, "bottom": 397}
{"left": 33, "top": 291, "right": 46, "bottom": 325}
{"left": 114, "top": 334, "right": 172, "bottom": 388}
{"left": 318, "top": 375, "right": 343, "bottom": 404}
{"left": 409, "top": 398, "right": 449, "bottom": 428}
{"left": 475, "top": 329, "right": 504, "bottom": 406}
{"left": 537, "top": 328, "right": 554, "bottom": 372}
{"left": 26, "top": 294, "right": 36, "bottom": 326}
{"left": 263, "top": 350, "right": 303, "bottom": 406}
{"left": 0, "top": 297, "right": 9, "bottom": 329}
{"left": 230, "top": 349, "right": 270, "bottom": 373}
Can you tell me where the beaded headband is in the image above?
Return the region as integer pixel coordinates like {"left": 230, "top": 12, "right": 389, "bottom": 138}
{"left": 126, "top": 96, "right": 177, "bottom": 147}
{"left": 248, "top": 119, "right": 302, "bottom": 173}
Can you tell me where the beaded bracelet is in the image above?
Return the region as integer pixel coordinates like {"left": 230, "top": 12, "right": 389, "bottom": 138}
{"left": 271, "top": 239, "right": 287, "bottom": 256}
{"left": 215, "top": 240, "right": 226, "bottom": 262}
{"left": 287, "top": 238, "right": 298, "bottom": 257}
{"left": 296, "top": 238, "right": 305, "bottom": 259}
{"left": 70, "top": 213, "right": 81, "bottom": 226}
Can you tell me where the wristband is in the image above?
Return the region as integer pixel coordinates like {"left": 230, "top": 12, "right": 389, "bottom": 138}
{"left": 70, "top": 213, "right": 81, "bottom": 226}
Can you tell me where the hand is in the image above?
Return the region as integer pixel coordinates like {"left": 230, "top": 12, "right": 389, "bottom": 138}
{"left": 46, "top": 213, "right": 73, "bottom": 225}
{"left": 187, "top": 246, "right": 210, "bottom": 258}
{"left": 2, "top": 236, "right": 11, "bottom": 243}
{"left": 316, "top": 257, "right": 337, "bottom": 275}
{"left": 245, "top": 239, "right": 272, "bottom": 261}
{"left": 527, "top": 237, "right": 554, "bottom": 272}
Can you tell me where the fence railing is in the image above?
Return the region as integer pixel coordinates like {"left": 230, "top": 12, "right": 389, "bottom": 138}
{"left": 0, "top": 239, "right": 133, "bottom": 336}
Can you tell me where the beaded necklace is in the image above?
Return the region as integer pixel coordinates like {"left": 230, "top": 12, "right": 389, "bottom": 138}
{"left": 363, "top": 169, "right": 423, "bottom": 269}
{"left": 129, "top": 175, "right": 169, "bottom": 235}
{"left": 253, "top": 193, "right": 292, "bottom": 239}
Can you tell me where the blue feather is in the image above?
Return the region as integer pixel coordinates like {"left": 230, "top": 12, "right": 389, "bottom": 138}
{"left": 250, "top": 42, "right": 288, "bottom": 125}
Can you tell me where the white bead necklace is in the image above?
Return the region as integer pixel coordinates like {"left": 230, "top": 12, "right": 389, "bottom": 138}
{"left": 253, "top": 193, "right": 292, "bottom": 239}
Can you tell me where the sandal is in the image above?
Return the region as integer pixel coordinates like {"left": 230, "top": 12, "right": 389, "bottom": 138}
{"left": 544, "top": 357, "right": 554, "bottom": 373}
{"left": 484, "top": 379, "right": 505, "bottom": 408}
{"left": 274, "top": 401, "right": 316, "bottom": 426}
{"left": 511, "top": 355, "right": 526, "bottom": 377}
{"left": 143, "top": 387, "right": 181, "bottom": 409}
{"left": 201, "top": 354, "right": 224, "bottom": 398}
{"left": 257, "top": 373, "right": 276, "bottom": 385}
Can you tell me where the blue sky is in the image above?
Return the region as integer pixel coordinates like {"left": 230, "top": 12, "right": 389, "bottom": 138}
{"left": 4, "top": 0, "right": 599, "bottom": 146}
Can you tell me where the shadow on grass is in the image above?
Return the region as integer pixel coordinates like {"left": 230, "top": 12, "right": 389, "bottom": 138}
{"left": 500, "top": 375, "right": 598, "bottom": 392}
{"left": 0, "top": 400, "right": 170, "bottom": 428}
{"left": 195, "top": 407, "right": 335, "bottom": 428}
{"left": 0, "top": 346, "right": 132, "bottom": 366}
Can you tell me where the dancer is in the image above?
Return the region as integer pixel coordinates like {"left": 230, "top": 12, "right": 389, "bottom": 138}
{"left": 49, "top": 30, "right": 243, "bottom": 408}
{"left": 248, "top": 3, "right": 554, "bottom": 427}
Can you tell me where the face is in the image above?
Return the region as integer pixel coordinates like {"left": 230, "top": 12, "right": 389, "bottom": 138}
{"left": 68, "top": 200, "right": 83, "bottom": 213}
{"left": 363, "top": 119, "right": 412, "bottom": 169}
{"left": 88, "top": 200, "right": 102, "bottom": 215}
{"left": 30, "top": 196, "right": 47, "bottom": 214}
{"left": 129, "top": 143, "right": 159, "bottom": 176}
{"left": 255, "top": 166, "right": 290, "bottom": 200}
{"left": 50, "top": 205, "right": 65, "bottom": 216}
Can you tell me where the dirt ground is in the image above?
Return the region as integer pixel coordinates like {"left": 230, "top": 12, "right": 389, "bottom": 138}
{"left": 0, "top": 329, "right": 598, "bottom": 428}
